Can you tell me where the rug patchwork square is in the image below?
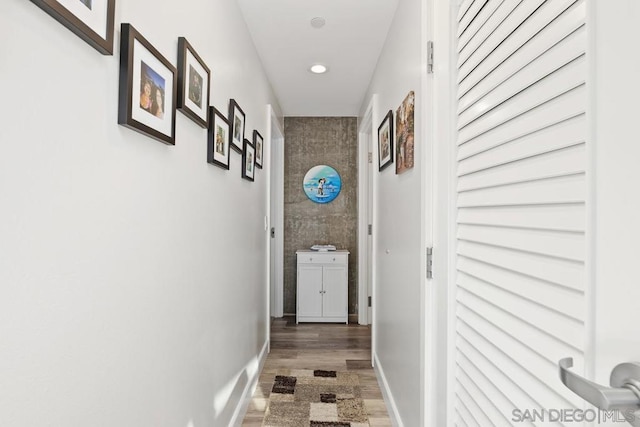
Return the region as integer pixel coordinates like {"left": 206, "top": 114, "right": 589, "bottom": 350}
{"left": 262, "top": 369, "right": 369, "bottom": 427}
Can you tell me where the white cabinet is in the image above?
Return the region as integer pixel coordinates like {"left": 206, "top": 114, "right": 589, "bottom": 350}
{"left": 296, "top": 250, "right": 349, "bottom": 324}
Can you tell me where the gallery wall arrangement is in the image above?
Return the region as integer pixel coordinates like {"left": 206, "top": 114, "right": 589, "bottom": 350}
{"left": 29, "top": 0, "right": 264, "bottom": 182}
{"left": 377, "top": 90, "right": 416, "bottom": 174}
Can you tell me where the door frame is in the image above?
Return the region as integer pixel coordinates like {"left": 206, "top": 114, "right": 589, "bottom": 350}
{"left": 267, "top": 104, "right": 285, "bottom": 325}
{"left": 358, "top": 95, "right": 376, "bottom": 327}
{"left": 429, "top": 0, "right": 457, "bottom": 425}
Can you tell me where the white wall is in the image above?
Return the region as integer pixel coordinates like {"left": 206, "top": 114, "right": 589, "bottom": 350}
{"left": 0, "top": 1, "right": 281, "bottom": 426}
{"left": 359, "top": 0, "right": 426, "bottom": 425}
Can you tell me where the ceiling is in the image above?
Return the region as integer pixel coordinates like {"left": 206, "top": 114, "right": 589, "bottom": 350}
{"left": 237, "top": 0, "right": 400, "bottom": 117}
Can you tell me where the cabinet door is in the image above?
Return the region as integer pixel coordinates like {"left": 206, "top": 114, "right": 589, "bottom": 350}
{"left": 322, "top": 266, "right": 347, "bottom": 318}
{"left": 297, "top": 265, "right": 323, "bottom": 317}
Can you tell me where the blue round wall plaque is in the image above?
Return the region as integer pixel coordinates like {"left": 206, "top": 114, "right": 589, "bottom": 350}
{"left": 303, "top": 165, "right": 342, "bottom": 204}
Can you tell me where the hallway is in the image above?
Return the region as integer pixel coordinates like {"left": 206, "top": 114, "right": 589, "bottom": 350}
{"left": 242, "top": 318, "right": 391, "bottom": 426}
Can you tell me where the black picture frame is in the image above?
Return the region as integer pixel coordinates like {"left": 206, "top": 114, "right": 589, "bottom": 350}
{"left": 207, "top": 107, "right": 231, "bottom": 170}
{"left": 378, "top": 110, "right": 394, "bottom": 171}
{"left": 242, "top": 139, "right": 255, "bottom": 182}
{"left": 30, "top": 0, "right": 115, "bottom": 55}
{"left": 229, "top": 99, "right": 246, "bottom": 153}
{"left": 118, "top": 23, "right": 177, "bottom": 145}
{"left": 253, "top": 130, "right": 264, "bottom": 169}
{"left": 177, "top": 37, "right": 210, "bottom": 128}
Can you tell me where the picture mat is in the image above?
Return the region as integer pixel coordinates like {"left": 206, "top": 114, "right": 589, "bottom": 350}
{"left": 131, "top": 39, "right": 173, "bottom": 138}
{"left": 57, "top": 0, "right": 108, "bottom": 38}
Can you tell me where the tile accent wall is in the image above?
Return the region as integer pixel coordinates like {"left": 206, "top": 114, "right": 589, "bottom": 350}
{"left": 284, "top": 117, "right": 358, "bottom": 315}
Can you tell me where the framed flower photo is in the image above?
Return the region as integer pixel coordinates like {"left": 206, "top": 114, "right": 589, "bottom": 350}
{"left": 377, "top": 110, "right": 394, "bottom": 171}
{"left": 30, "top": 0, "right": 115, "bottom": 55}
{"left": 242, "top": 139, "right": 255, "bottom": 182}
{"left": 207, "top": 107, "right": 230, "bottom": 170}
{"left": 177, "top": 37, "right": 210, "bottom": 128}
{"left": 253, "top": 130, "right": 264, "bottom": 169}
{"left": 229, "top": 99, "right": 245, "bottom": 153}
{"left": 118, "top": 24, "right": 177, "bottom": 145}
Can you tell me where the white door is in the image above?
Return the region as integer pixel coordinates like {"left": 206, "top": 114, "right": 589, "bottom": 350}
{"left": 449, "top": 0, "right": 640, "bottom": 425}
{"left": 452, "top": 0, "right": 590, "bottom": 424}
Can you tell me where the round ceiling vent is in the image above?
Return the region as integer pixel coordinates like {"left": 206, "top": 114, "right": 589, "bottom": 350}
{"left": 310, "top": 17, "right": 326, "bottom": 29}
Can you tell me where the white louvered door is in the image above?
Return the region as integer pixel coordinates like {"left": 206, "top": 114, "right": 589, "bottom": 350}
{"left": 453, "top": 0, "right": 588, "bottom": 425}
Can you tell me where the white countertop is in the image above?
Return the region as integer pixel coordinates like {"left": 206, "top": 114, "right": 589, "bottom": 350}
{"left": 296, "top": 249, "right": 350, "bottom": 254}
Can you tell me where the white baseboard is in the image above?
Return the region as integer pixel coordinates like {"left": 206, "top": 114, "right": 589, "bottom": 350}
{"left": 373, "top": 352, "right": 404, "bottom": 427}
{"left": 231, "top": 339, "right": 269, "bottom": 427}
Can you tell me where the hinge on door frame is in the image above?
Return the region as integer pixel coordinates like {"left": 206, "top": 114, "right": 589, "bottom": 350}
{"left": 368, "top": 224, "right": 372, "bottom": 235}
{"left": 426, "top": 247, "right": 433, "bottom": 279}
{"left": 427, "top": 41, "right": 434, "bottom": 74}
{"left": 368, "top": 296, "right": 372, "bottom": 307}
{"left": 368, "top": 152, "right": 373, "bottom": 163}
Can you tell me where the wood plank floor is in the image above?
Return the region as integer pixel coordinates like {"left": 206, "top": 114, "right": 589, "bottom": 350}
{"left": 241, "top": 317, "right": 392, "bottom": 426}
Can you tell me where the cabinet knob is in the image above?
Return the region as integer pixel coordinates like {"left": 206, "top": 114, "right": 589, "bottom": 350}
{"left": 333, "top": 257, "right": 336, "bottom": 261}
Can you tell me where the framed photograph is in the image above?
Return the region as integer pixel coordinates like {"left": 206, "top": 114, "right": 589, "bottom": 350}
{"left": 30, "top": 0, "right": 115, "bottom": 55}
{"left": 396, "top": 91, "right": 415, "bottom": 174}
{"left": 177, "top": 37, "right": 210, "bottom": 128}
{"left": 118, "top": 23, "right": 177, "bottom": 145}
{"left": 242, "top": 139, "right": 255, "bottom": 182}
{"left": 378, "top": 110, "right": 394, "bottom": 171}
{"left": 253, "top": 130, "right": 264, "bottom": 169}
{"left": 207, "top": 107, "right": 230, "bottom": 170}
{"left": 229, "top": 99, "right": 245, "bottom": 153}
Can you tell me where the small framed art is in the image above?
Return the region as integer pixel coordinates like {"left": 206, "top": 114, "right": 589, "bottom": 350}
{"left": 378, "top": 110, "right": 394, "bottom": 171}
{"left": 30, "top": 0, "right": 115, "bottom": 55}
{"left": 242, "top": 139, "right": 255, "bottom": 182}
{"left": 177, "top": 37, "right": 210, "bottom": 128}
{"left": 396, "top": 91, "right": 415, "bottom": 174}
{"left": 118, "top": 23, "right": 177, "bottom": 145}
{"left": 229, "top": 99, "right": 245, "bottom": 153}
{"left": 207, "top": 107, "right": 230, "bottom": 170}
{"left": 253, "top": 130, "right": 264, "bottom": 169}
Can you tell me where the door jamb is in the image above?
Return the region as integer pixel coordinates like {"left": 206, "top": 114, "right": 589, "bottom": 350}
{"left": 358, "top": 98, "right": 375, "bottom": 326}
{"left": 267, "top": 105, "right": 285, "bottom": 323}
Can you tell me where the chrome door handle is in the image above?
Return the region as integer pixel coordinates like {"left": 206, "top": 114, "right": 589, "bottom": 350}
{"left": 559, "top": 357, "right": 640, "bottom": 412}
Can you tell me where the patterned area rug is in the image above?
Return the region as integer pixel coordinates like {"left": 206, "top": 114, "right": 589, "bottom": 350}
{"left": 262, "top": 369, "right": 369, "bottom": 427}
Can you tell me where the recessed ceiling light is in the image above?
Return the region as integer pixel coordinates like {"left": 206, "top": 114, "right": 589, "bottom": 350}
{"left": 310, "top": 64, "right": 328, "bottom": 74}
{"left": 310, "top": 17, "right": 326, "bottom": 28}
